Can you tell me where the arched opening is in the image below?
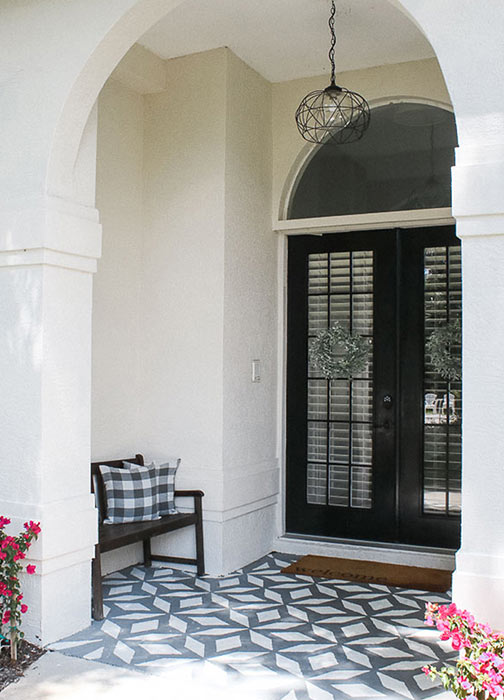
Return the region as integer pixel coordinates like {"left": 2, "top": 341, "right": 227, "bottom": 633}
{"left": 65, "top": 1, "right": 464, "bottom": 592}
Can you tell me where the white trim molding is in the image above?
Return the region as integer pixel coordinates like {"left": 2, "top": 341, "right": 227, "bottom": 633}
{"left": 275, "top": 207, "right": 454, "bottom": 236}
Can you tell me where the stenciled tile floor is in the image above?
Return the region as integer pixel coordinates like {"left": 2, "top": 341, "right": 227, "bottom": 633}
{"left": 51, "top": 553, "right": 455, "bottom": 700}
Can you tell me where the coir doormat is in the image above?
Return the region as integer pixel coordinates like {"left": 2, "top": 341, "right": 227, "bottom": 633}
{"left": 281, "top": 555, "right": 452, "bottom": 592}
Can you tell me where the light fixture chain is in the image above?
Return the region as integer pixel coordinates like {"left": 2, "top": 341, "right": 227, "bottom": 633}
{"left": 328, "top": 0, "right": 337, "bottom": 86}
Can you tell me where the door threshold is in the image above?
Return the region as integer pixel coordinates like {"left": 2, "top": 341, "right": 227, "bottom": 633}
{"left": 275, "top": 533, "right": 456, "bottom": 571}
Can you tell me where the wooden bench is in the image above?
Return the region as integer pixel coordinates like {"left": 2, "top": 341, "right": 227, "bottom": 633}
{"left": 91, "top": 454, "right": 204, "bottom": 620}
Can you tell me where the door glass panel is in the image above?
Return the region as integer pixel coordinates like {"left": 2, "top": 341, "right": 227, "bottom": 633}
{"left": 351, "top": 466, "right": 373, "bottom": 509}
{"left": 329, "top": 381, "right": 350, "bottom": 421}
{"left": 329, "top": 465, "right": 349, "bottom": 507}
{"left": 308, "top": 380, "right": 328, "bottom": 420}
{"left": 423, "top": 245, "right": 462, "bottom": 514}
{"left": 308, "top": 254, "right": 329, "bottom": 293}
{"left": 307, "top": 250, "right": 374, "bottom": 510}
{"left": 307, "top": 463, "right": 327, "bottom": 505}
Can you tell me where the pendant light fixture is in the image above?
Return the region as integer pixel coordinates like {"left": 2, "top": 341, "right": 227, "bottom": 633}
{"left": 295, "top": 0, "right": 370, "bottom": 145}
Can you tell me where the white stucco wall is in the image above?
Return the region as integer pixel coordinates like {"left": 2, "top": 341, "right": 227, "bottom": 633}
{"left": 93, "top": 80, "right": 144, "bottom": 458}
{"left": 222, "top": 51, "right": 278, "bottom": 571}
{"left": 92, "top": 80, "right": 146, "bottom": 574}
{"left": 139, "top": 48, "right": 228, "bottom": 574}
{"left": 93, "top": 47, "right": 277, "bottom": 575}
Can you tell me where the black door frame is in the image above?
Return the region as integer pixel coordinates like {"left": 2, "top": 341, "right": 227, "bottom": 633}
{"left": 285, "top": 225, "right": 460, "bottom": 548}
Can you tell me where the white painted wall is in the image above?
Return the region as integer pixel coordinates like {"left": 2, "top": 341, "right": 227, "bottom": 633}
{"left": 92, "top": 79, "right": 146, "bottom": 574}
{"left": 93, "top": 47, "right": 277, "bottom": 575}
{"left": 222, "top": 51, "right": 278, "bottom": 571}
{"left": 92, "top": 80, "right": 144, "bottom": 460}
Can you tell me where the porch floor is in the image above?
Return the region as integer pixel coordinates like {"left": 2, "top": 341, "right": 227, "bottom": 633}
{"left": 52, "top": 553, "right": 455, "bottom": 699}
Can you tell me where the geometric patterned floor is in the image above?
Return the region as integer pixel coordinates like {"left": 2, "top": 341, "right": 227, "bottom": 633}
{"left": 51, "top": 553, "right": 455, "bottom": 700}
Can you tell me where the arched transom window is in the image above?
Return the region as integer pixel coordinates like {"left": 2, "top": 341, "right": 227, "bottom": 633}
{"left": 288, "top": 102, "right": 458, "bottom": 220}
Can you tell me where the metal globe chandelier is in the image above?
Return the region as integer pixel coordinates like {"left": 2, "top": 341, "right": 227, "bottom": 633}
{"left": 295, "top": 0, "right": 370, "bottom": 145}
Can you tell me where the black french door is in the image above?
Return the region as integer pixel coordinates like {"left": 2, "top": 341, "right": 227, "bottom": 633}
{"left": 286, "top": 226, "right": 461, "bottom": 549}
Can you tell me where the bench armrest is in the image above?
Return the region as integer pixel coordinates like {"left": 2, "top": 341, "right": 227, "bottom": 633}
{"left": 175, "top": 490, "right": 204, "bottom": 498}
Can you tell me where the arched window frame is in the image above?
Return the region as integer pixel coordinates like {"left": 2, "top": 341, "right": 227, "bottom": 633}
{"left": 276, "top": 97, "right": 456, "bottom": 236}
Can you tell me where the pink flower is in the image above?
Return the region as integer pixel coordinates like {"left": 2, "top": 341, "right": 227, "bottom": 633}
{"left": 437, "top": 619, "right": 449, "bottom": 632}
{"left": 24, "top": 521, "right": 41, "bottom": 535}
{"left": 0, "top": 516, "right": 11, "bottom": 528}
{"left": 26, "top": 564, "right": 36, "bottom": 575}
{"left": 20, "top": 604, "right": 28, "bottom": 614}
{"left": 457, "top": 676, "right": 474, "bottom": 693}
{"left": 451, "top": 632, "right": 465, "bottom": 651}
{"left": 2, "top": 610, "right": 10, "bottom": 624}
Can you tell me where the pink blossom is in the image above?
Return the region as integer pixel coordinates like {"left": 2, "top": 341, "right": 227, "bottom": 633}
{"left": 0, "top": 516, "right": 11, "bottom": 528}
{"left": 26, "top": 564, "right": 36, "bottom": 575}
{"left": 20, "top": 604, "right": 28, "bottom": 614}
{"left": 457, "top": 676, "right": 474, "bottom": 693}
{"left": 437, "top": 619, "right": 449, "bottom": 632}
{"left": 451, "top": 632, "right": 465, "bottom": 651}
{"left": 24, "top": 521, "right": 41, "bottom": 535}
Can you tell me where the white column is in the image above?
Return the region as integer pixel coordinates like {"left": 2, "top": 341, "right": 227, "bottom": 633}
{"left": 452, "top": 144, "right": 504, "bottom": 630}
{"left": 0, "top": 195, "right": 101, "bottom": 645}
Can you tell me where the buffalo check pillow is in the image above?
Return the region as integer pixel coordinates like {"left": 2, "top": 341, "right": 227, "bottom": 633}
{"left": 99, "top": 463, "right": 161, "bottom": 524}
{"left": 123, "top": 458, "right": 181, "bottom": 516}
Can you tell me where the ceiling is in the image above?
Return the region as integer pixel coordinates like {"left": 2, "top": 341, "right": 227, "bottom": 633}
{"left": 139, "top": 0, "right": 435, "bottom": 84}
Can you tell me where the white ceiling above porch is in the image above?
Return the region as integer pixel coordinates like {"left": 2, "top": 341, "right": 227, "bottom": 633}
{"left": 139, "top": 0, "right": 435, "bottom": 83}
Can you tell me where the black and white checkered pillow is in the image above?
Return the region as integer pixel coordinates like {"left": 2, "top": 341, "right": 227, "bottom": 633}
{"left": 99, "top": 464, "right": 161, "bottom": 524}
{"left": 155, "top": 459, "right": 180, "bottom": 516}
{"left": 123, "top": 458, "right": 180, "bottom": 516}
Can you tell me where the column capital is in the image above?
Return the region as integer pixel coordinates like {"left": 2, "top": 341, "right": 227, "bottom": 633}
{"left": 453, "top": 143, "right": 504, "bottom": 238}
{"left": 0, "top": 194, "right": 102, "bottom": 272}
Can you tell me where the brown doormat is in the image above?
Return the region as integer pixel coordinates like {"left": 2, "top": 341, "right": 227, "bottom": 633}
{"left": 281, "top": 555, "right": 452, "bottom": 592}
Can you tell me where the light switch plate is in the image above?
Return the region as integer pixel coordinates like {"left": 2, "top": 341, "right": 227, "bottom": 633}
{"left": 252, "top": 359, "right": 261, "bottom": 383}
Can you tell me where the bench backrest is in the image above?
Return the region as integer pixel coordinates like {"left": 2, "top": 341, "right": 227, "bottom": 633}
{"left": 91, "top": 454, "right": 144, "bottom": 524}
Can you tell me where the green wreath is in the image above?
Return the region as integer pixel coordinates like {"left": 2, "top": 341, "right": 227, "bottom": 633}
{"left": 426, "top": 319, "right": 462, "bottom": 381}
{"left": 309, "top": 321, "right": 370, "bottom": 379}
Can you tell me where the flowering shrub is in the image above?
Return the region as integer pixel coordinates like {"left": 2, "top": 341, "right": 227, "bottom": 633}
{"left": 0, "top": 516, "right": 41, "bottom": 661}
{"left": 423, "top": 602, "right": 504, "bottom": 699}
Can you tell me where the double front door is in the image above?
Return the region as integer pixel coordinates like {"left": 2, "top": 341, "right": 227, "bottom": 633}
{"left": 286, "top": 226, "right": 461, "bottom": 548}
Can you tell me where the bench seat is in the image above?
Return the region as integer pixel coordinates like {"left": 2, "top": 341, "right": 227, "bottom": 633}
{"left": 91, "top": 454, "right": 205, "bottom": 620}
